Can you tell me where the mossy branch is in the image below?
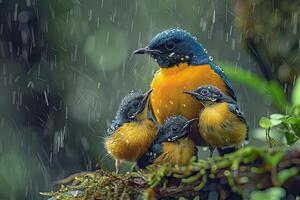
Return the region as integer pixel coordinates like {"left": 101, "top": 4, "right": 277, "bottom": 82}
{"left": 41, "top": 147, "right": 300, "bottom": 199}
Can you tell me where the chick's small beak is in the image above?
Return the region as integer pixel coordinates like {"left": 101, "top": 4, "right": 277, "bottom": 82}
{"left": 182, "top": 118, "right": 198, "bottom": 131}
{"left": 175, "top": 118, "right": 198, "bottom": 140}
{"left": 133, "top": 46, "right": 149, "bottom": 54}
{"left": 183, "top": 91, "right": 198, "bottom": 97}
{"left": 141, "top": 89, "right": 153, "bottom": 107}
{"left": 132, "top": 89, "right": 153, "bottom": 118}
{"left": 144, "top": 89, "right": 153, "bottom": 99}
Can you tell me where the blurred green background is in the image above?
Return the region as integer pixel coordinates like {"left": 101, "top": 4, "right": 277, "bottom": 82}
{"left": 0, "top": 0, "right": 299, "bottom": 199}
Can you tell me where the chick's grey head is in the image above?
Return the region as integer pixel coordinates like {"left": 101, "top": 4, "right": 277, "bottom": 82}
{"left": 116, "top": 89, "right": 152, "bottom": 122}
{"left": 157, "top": 116, "right": 197, "bottom": 143}
{"left": 184, "top": 85, "right": 230, "bottom": 105}
{"left": 107, "top": 89, "right": 152, "bottom": 136}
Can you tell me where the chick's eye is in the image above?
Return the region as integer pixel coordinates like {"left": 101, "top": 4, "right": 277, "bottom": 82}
{"left": 201, "top": 89, "right": 208, "bottom": 95}
{"left": 165, "top": 41, "right": 175, "bottom": 50}
{"left": 132, "top": 101, "right": 140, "bottom": 107}
{"left": 171, "top": 126, "right": 178, "bottom": 132}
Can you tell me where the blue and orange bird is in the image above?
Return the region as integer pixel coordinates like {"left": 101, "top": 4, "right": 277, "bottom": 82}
{"left": 184, "top": 85, "right": 248, "bottom": 156}
{"left": 105, "top": 89, "right": 157, "bottom": 173}
{"left": 134, "top": 28, "right": 237, "bottom": 144}
{"left": 137, "top": 116, "right": 197, "bottom": 169}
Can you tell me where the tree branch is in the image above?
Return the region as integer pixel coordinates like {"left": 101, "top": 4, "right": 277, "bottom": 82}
{"left": 41, "top": 147, "right": 300, "bottom": 200}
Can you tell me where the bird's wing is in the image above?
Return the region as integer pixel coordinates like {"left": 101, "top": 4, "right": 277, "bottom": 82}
{"left": 218, "top": 104, "right": 248, "bottom": 155}
{"left": 228, "top": 103, "right": 249, "bottom": 141}
{"left": 228, "top": 103, "right": 246, "bottom": 124}
{"left": 137, "top": 143, "right": 163, "bottom": 169}
{"left": 209, "top": 61, "right": 237, "bottom": 101}
{"left": 107, "top": 119, "right": 123, "bottom": 136}
{"left": 194, "top": 145, "right": 198, "bottom": 161}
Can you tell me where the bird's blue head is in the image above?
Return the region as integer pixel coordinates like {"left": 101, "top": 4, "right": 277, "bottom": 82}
{"left": 134, "top": 28, "right": 210, "bottom": 67}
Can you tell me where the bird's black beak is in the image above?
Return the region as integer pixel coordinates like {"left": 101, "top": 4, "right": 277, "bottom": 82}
{"left": 141, "top": 89, "right": 153, "bottom": 108}
{"left": 183, "top": 91, "right": 199, "bottom": 97}
{"left": 133, "top": 46, "right": 162, "bottom": 55}
{"left": 182, "top": 118, "right": 198, "bottom": 132}
{"left": 132, "top": 89, "right": 153, "bottom": 119}
{"left": 133, "top": 46, "right": 150, "bottom": 54}
{"left": 170, "top": 118, "right": 198, "bottom": 141}
{"left": 143, "top": 89, "right": 153, "bottom": 101}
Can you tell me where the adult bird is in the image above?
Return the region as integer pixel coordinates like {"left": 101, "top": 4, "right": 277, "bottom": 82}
{"left": 133, "top": 28, "right": 236, "bottom": 144}
{"left": 137, "top": 116, "right": 197, "bottom": 169}
{"left": 184, "top": 85, "right": 248, "bottom": 156}
{"left": 105, "top": 89, "right": 157, "bottom": 173}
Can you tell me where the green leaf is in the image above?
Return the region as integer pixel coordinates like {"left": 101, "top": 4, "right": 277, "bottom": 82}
{"left": 266, "top": 187, "right": 286, "bottom": 198}
{"left": 285, "top": 116, "right": 298, "bottom": 125}
{"left": 284, "top": 132, "right": 298, "bottom": 145}
{"left": 269, "top": 118, "right": 283, "bottom": 126}
{"left": 290, "top": 105, "right": 300, "bottom": 116}
{"left": 292, "top": 76, "right": 300, "bottom": 107}
{"left": 264, "top": 152, "right": 284, "bottom": 167}
{"left": 252, "top": 129, "right": 269, "bottom": 141}
{"left": 277, "top": 167, "right": 299, "bottom": 185}
{"left": 250, "top": 187, "right": 286, "bottom": 200}
{"left": 221, "top": 63, "right": 288, "bottom": 112}
{"left": 267, "top": 81, "right": 288, "bottom": 112}
{"left": 259, "top": 117, "right": 273, "bottom": 129}
{"left": 270, "top": 114, "right": 286, "bottom": 120}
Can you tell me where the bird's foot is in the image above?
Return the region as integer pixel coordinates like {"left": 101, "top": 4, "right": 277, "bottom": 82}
{"left": 115, "top": 159, "right": 121, "bottom": 174}
{"left": 209, "top": 146, "right": 215, "bottom": 157}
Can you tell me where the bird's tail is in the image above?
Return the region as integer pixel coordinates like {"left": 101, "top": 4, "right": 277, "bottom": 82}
{"left": 217, "top": 147, "right": 237, "bottom": 156}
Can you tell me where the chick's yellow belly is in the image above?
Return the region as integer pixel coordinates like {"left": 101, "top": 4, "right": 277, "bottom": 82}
{"left": 150, "top": 64, "right": 227, "bottom": 124}
{"left": 105, "top": 120, "right": 157, "bottom": 161}
{"left": 154, "top": 138, "right": 196, "bottom": 166}
{"left": 199, "top": 103, "right": 247, "bottom": 148}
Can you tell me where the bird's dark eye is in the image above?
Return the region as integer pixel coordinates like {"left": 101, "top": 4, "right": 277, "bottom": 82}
{"left": 171, "top": 126, "right": 178, "bottom": 132}
{"left": 201, "top": 89, "right": 208, "bottom": 95}
{"left": 165, "top": 41, "right": 175, "bottom": 50}
{"left": 132, "top": 101, "right": 140, "bottom": 107}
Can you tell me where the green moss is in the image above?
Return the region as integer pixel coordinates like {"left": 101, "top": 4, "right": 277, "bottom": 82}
{"left": 40, "top": 171, "right": 141, "bottom": 199}
{"left": 41, "top": 147, "right": 299, "bottom": 200}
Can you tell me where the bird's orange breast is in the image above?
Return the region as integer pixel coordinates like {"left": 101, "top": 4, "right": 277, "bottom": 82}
{"left": 105, "top": 119, "right": 157, "bottom": 161}
{"left": 150, "top": 63, "right": 227, "bottom": 124}
{"left": 154, "top": 137, "right": 197, "bottom": 166}
{"left": 199, "top": 103, "right": 247, "bottom": 147}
